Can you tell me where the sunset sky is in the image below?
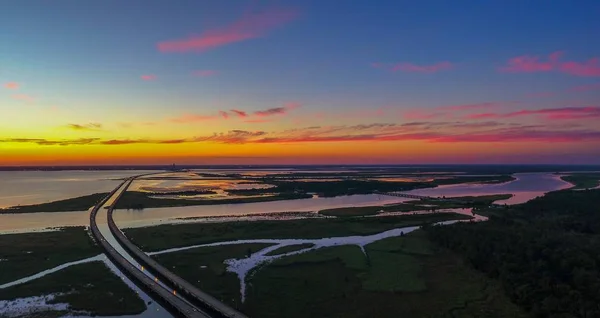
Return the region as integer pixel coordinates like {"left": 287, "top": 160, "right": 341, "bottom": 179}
{"left": 1, "top": 0, "right": 600, "bottom": 165}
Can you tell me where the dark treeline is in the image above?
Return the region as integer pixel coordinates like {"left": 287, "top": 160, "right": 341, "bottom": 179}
{"left": 426, "top": 190, "right": 600, "bottom": 317}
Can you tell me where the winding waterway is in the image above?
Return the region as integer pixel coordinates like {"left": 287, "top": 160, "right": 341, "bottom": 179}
{"left": 401, "top": 173, "right": 572, "bottom": 204}
{"left": 0, "top": 172, "right": 575, "bottom": 234}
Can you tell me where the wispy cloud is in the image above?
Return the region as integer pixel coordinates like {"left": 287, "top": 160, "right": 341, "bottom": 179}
{"left": 373, "top": 61, "right": 453, "bottom": 73}
{"left": 568, "top": 82, "right": 600, "bottom": 92}
{"left": 157, "top": 8, "right": 299, "bottom": 53}
{"left": 230, "top": 109, "right": 248, "bottom": 118}
{"left": 193, "top": 70, "right": 219, "bottom": 77}
{"left": 403, "top": 101, "right": 504, "bottom": 120}
{"left": 244, "top": 118, "right": 272, "bottom": 123}
{"left": 5, "top": 122, "right": 600, "bottom": 146}
{"left": 171, "top": 102, "right": 300, "bottom": 123}
{"left": 11, "top": 94, "right": 34, "bottom": 103}
{"left": 254, "top": 102, "right": 300, "bottom": 117}
{"left": 141, "top": 74, "right": 157, "bottom": 81}
{"left": 501, "top": 52, "right": 600, "bottom": 77}
{"left": 66, "top": 123, "right": 103, "bottom": 131}
{"left": 4, "top": 82, "right": 19, "bottom": 90}
{"left": 465, "top": 106, "right": 600, "bottom": 120}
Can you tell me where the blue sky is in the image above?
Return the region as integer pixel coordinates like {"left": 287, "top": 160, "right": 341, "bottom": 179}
{"left": 1, "top": 0, "right": 599, "bottom": 164}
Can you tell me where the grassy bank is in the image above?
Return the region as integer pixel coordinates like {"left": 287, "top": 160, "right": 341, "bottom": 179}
{"left": 244, "top": 231, "right": 526, "bottom": 318}
{"left": 0, "top": 227, "right": 100, "bottom": 284}
{"left": 153, "top": 243, "right": 274, "bottom": 310}
{"left": 156, "top": 231, "right": 526, "bottom": 318}
{"left": 319, "top": 194, "right": 512, "bottom": 217}
{"left": 115, "top": 191, "right": 311, "bottom": 210}
{"left": 0, "top": 261, "right": 146, "bottom": 317}
{"left": 0, "top": 193, "right": 108, "bottom": 214}
{"left": 561, "top": 173, "right": 600, "bottom": 190}
{"left": 229, "top": 175, "right": 515, "bottom": 198}
{"left": 124, "top": 213, "right": 471, "bottom": 252}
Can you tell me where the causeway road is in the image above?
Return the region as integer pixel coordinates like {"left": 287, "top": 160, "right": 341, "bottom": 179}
{"left": 108, "top": 176, "right": 248, "bottom": 318}
{"left": 90, "top": 178, "right": 210, "bottom": 318}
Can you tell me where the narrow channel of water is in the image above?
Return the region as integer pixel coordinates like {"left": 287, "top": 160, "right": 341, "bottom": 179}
{"left": 0, "top": 172, "right": 576, "bottom": 233}
{"left": 401, "top": 173, "right": 573, "bottom": 204}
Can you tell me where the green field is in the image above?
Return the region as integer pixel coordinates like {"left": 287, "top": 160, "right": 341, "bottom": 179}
{"left": 561, "top": 173, "right": 600, "bottom": 190}
{"left": 244, "top": 231, "right": 527, "bottom": 318}
{"left": 153, "top": 243, "right": 274, "bottom": 310}
{"left": 124, "top": 213, "right": 471, "bottom": 252}
{"left": 0, "top": 261, "right": 146, "bottom": 317}
{"left": 156, "top": 231, "right": 526, "bottom": 318}
{"left": 115, "top": 191, "right": 312, "bottom": 210}
{"left": 318, "top": 194, "right": 512, "bottom": 217}
{"left": 223, "top": 175, "right": 515, "bottom": 198}
{"left": 0, "top": 193, "right": 108, "bottom": 213}
{"left": 0, "top": 227, "right": 100, "bottom": 284}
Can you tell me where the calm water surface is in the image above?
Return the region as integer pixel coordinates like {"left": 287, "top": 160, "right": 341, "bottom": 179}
{"left": 0, "top": 171, "right": 158, "bottom": 208}
{"left": 0, "top": 172, "right": 574, "bottom": 233}
{"left": 402, "top": 173, "right": 572, "bottom": 204}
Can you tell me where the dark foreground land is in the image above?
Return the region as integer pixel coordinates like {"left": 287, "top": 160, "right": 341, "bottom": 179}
{"left": 427, "top": 189, "right": 600, "bottom": 317}
{"left": 0, "top": 227, "right": 100, "bottom": 284}
{"left": 0, "top": 228, "right": 146, "bottom": 317}
{"left": 5, "top": 188, "right": 600, "bottom": 317}
{"left": 560, "top": 172, "right": 600, "bottom": 190}
{"left": 0, "top": 262, "right": 146, "bottom": 317}
{"left": 151, "top": 231, "right": 527, "bottom": 318}
{"left": 318, "top": 194, "right": 511, "bottom": 217}
{"left": 124, "top": 213, "right": 471, "bottom": 251}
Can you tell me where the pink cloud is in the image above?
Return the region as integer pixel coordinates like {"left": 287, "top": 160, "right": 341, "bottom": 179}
{"left": 403, "top": 110, "right": 446, "bottom": 120}
{"left": 157, "top": 8, "right": 299, "bottom": 53}
{"left": 193, "top": 70, "right": 219, "bottom": 77}
{"left": 403, "top": 101, "right": 511, "bottom": 120}
{"left": 568, "top": 82, "right": 600, "bottom": 92}
{"left": 244, "top": 119, "right": 273, "bottom": 124}
{"left": 438, "top": 102, "right": 503, "bottom": 111}
{"left": 433, "top": 129, "right": 600, "bottom": 143}
{"left": 254, "top": 107, "right": 287, "bottom": 117}
{"left": 4, "top": 82, "right": 19, "bottom": 90}
{"left": 464, "top": 113, "right": 500, "bottom": 120}
{"left": 171, "top": 103, "right": 300, "bottom": 124}
{"left": 465, "top": 106, "right": 600, "bottom": 121}
{"left": 141, "top": 75, "right": 157, "bottom": 81}
{"left": 11, "top": 94, "right": 34, "bottom": 103}
{"left": 500, "top": 52, "right": 600, "bottom": 77}
{"left": 6, "top": 122, "right": 600, "bottom": 146}
{"left": 560, "top": 58, "right": 600, "bottom": 77}
{"left": 526, "top": 92, "right": 556, "bottom": 98}
{"left": 244, "top": 119, "right": 272, "bottom": 123}
{"left": 254, "top": 102, "right": 300, "bottom": 117}
{"left": 373, "top": 61, "right": 453, "bottom": 73}
{"left": 230, "top": 109, "right": 248, "bottom": 118}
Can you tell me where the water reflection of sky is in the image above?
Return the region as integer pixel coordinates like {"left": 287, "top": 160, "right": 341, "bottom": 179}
{"left": 402, "top": 173, "right": 573, "bottom": 204}
{"left": 0, "top": 171, "right": 158, "bottom": 208}
{"left": 0, "top": 172, "right": 576, "bottom": 234}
